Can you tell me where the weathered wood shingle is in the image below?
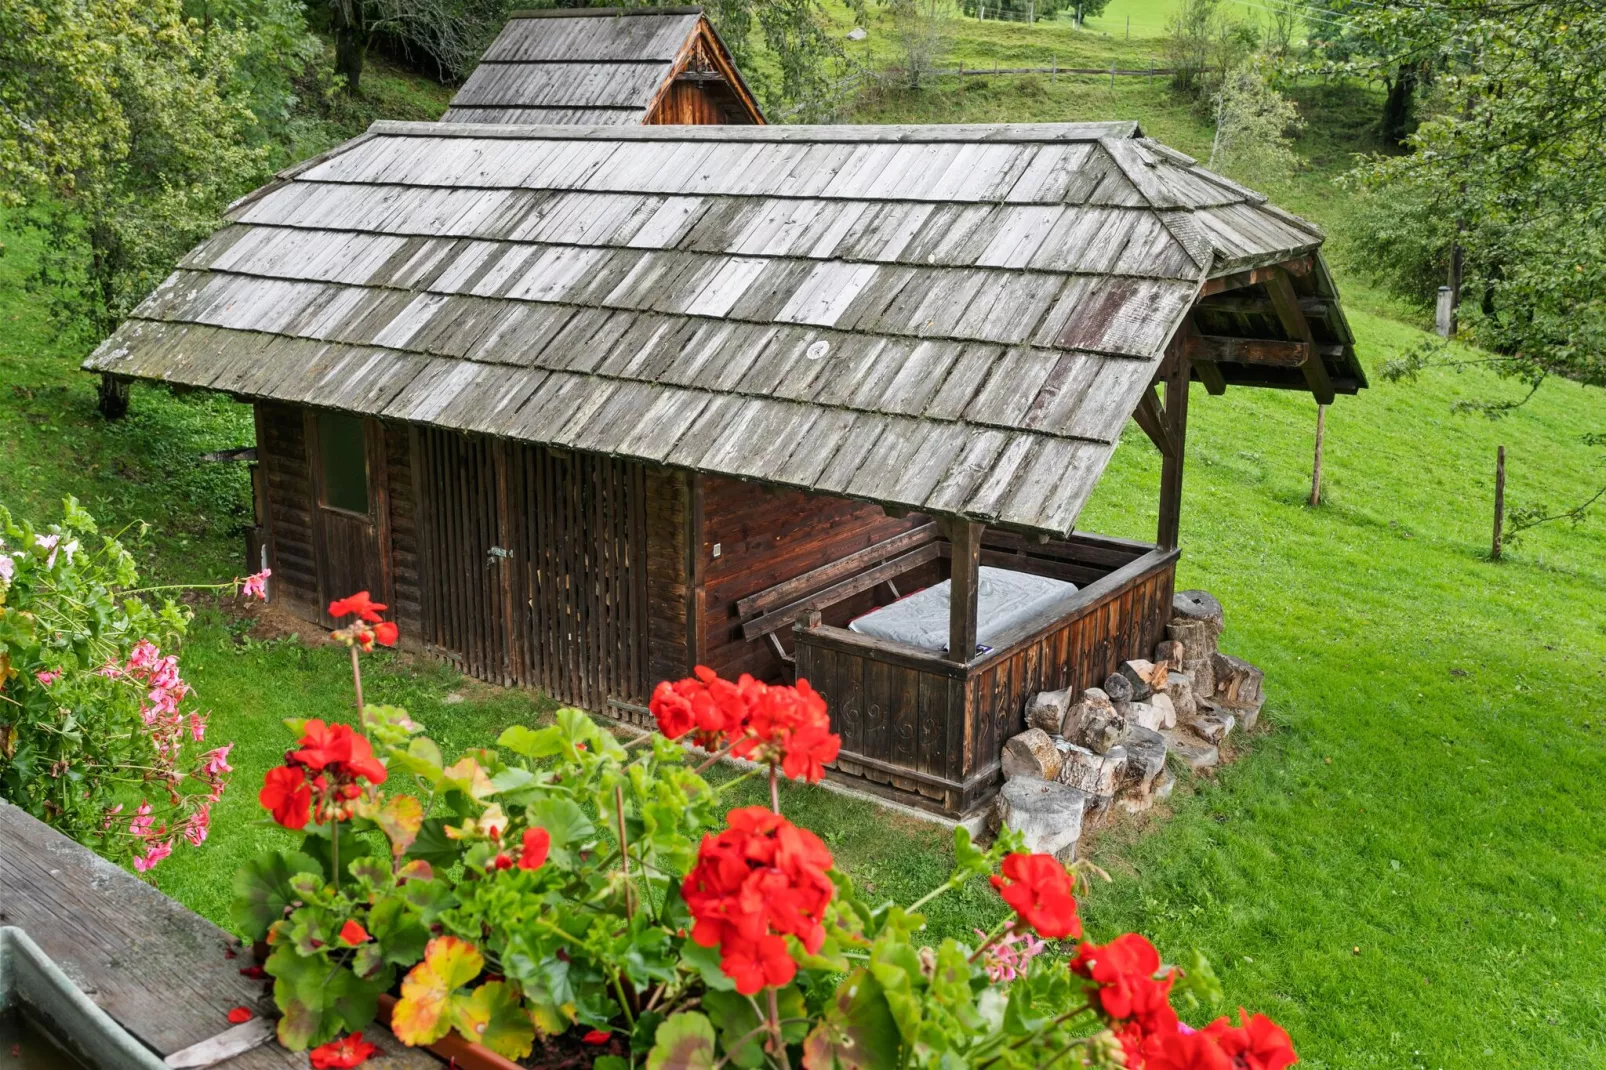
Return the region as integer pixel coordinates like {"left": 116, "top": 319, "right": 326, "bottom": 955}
{"left": 87, "top": 121, "right": 1359, "bottom": 536}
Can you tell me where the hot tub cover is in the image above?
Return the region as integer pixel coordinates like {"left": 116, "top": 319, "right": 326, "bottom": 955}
{"left": 848, "top": 566, "right": 1076, "bottom": 654}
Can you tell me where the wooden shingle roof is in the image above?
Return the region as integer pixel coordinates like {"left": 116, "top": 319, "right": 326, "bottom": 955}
{"left": 85, "top": 121, "right": 1360, "bottom": 537}
{"left": 442, "top": 7, "right": 761, "bottom": 125}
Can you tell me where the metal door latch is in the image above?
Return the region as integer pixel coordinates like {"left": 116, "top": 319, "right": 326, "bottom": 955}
{"left": 486, "top": 545, "right": 511, "bottom": 566}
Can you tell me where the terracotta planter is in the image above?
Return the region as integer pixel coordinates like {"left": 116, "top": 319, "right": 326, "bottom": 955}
{"left": 376, "top": 993, "right": 526, "bottom": 1070}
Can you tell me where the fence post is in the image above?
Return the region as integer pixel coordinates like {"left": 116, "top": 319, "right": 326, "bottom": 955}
{"left": 1492, "top": 445, "right": 1506, "bottom": 560}
{"left": 1435, "top": 285, "right": 1455, "bottom": 337}
{"left": 1310, "top": 404, "right": 1326, "bottom": 506}
{"left": 1052, "top": 55, "right": 1057, "bottom": 84}
{"left": 1110, "top": 62, "right": 1115, "bottom": 88}
{"left": 1150, "top": 58, "right": 1155, "bottom": 84}
{"left": 1126, "top": 14, "right": 1131, "bottom": 39}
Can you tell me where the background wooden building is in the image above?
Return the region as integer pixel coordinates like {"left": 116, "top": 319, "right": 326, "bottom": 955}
{"left": 442, "top": 6, "right": 763, "bottom": 127}
{"left": 87, "top": 121, "right": 1362, "bottom": 816}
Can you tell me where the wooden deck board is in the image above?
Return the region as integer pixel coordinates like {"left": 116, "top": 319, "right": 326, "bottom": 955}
{"left": 0, "top": 801, "right": 439, "bottom": 1068}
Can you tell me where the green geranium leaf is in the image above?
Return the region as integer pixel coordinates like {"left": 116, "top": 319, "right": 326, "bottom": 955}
{"left": 230, "top": 851, "right": 322, "bottom": 941}
{"left": 497, "top": 723, "right": 566, "bottom": 759}
{"left": 802, "top": 970, "right": 901, "bottom": 1070}
{"left": 647, "top": 1011, "right": 717, "bottom": 1070}
{"left": 451, "top": 980, "right": 536, "bottom": 1060}
{"left": 678, "top": 938, "right": 735, "bottom": 992}
{"left": 406, "top": 817, "right": 462, "bottom": 868}
{"left": 266, "top": 945, "right": 383, "bottom": 1051}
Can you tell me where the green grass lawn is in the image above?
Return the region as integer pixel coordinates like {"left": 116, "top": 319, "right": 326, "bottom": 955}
{"left": 5, "top": 30, "right": 1605, "bottom": 1068}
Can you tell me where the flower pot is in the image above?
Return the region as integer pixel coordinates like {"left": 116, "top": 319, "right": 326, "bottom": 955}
{"left": 375, "top": 993, "right": 526, "bottom": 1070}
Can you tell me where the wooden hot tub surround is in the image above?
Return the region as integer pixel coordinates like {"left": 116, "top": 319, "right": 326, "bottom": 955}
{"left": 778, "top": 528, "right": 1178, "bottom": 817}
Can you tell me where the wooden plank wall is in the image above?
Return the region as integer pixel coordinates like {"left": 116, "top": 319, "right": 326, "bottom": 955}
{"left": 254, "top": 403, "right": 318, "bottom": 611}
{"left": 698, "top": 477, "right": 933, "bottom": 682}
{"left": 643, "top": 472, "right": 690, "bottom": 706}
{"left": 646, "top": 81, "right": 723, "bottom": 124}
{"left": 386, "top": 425, "right": 423, "bottom": 642}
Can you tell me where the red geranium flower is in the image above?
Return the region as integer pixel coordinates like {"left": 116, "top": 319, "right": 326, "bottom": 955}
{"left": 648, "top": 680, "right": 696, "bottom": 740}
{"left": 1142, "top": 1028, "right": 1234, "bottom": 1070}
{"left": 519, "top": 827, "right": 551, "bottom": 871}
{"left": 650, "top": 666, "right": 754, "bottom": 747}
{"left": 1202, "top": 1010, "right": 1298, "bottom": 1070}
{"left": 339, "top": 919, "right": 370, "bottom": 945}
{"left": 1070, "top": 933, "right": 1177, "bottom": 1035}
{"left": 226, "top": 1006, "right": 254, "bottom": 1024}
{"left": 289, "top": 720, "right": 387, "bottom": 785}
{"left": 681, "top": 806, "right": 835, "bottom": 995}
{"left": 259, "top": 766, "right": 311, "bottom": 829}
{"left": 720, "top": 932, "right": 798, "bottom": 994}
{"left": 990, "top": 853, "right": 1082, "bottom": 939}
{"left": 371, "top": 621, "right": 398, "bottom": 647}
{"left": 310, "top": 1031, "right": 379, "bottom": 1068}
{"left": 329, "top": 591, "right": 386, "bottom": 623}
{"left": 581, "top": 1030, "right": 611, "bottom": 1045}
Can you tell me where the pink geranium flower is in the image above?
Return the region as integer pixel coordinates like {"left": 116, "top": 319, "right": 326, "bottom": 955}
{"left": 134, "top": 840, "right": 173, "bottom": 872}
{"left": 35, "top": 670, "right": 61, "bottom": 686}
{"left": 241, "top": 569, "right": 271, "bottom": 600}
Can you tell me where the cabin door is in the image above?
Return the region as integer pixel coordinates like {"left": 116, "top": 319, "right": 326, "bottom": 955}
{"left": 508, "top": 448, "right": 651, "bottom": 713}
{"left": 414, "top": 429, "right": 520, "bottom": 686}
{"left": 306, "top": 411, "right": 389, "bottom": 626}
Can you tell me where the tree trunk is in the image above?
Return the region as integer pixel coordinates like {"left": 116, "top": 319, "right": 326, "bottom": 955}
{"left": 1381, "top": 63, "right": 1416, "bottom": 148}
{"left": 97, "top": 375, "right": 131, "bottom": 421}
{"left": 332, "top": 0, "right": 367, "bottom": 97}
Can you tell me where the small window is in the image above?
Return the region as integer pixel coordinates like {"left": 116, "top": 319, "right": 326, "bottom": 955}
{"left": 318, "top": 412, "right": 369, "bottom": 514}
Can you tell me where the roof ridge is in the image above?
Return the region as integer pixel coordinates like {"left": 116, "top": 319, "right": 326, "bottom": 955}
{"left": 369, "top": 119, "right": 1143, "bottom": 144}
{"left": 505, "top": 6, "right": 703, "bottom": 19}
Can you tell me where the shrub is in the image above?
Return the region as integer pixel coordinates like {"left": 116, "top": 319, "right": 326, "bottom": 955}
{"left": 236, "top": 605, "right": 1297, "bottom": 1069}
{"left": 0, "top": 498, "right": 265, "bottom": 870}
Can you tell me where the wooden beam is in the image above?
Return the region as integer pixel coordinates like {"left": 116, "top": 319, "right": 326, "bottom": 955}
{"left": 1172, "top": 316, "right": 1226, "bottom": 395}
{"left": 1195, "top": 295, "right": 1329, "bottom": 319}
{"left": 945, "top": 520, "right": 983, "bottom": 660}
{"left": 1156, "top": 353, "right": 1190, "bottom": 551}
{"left": 1199, "top": 256, "right": 1313, "bottom": 297}
{"left": 735, "top": 522, "right": 937, "bottom": 619}
{"left": 740, "top": 542, "right": 941, "bottom": 641}
{"left": 1131, "top": 386, "right": 1175, "bottom": 458}
{"left": 1185, "top": 334, "right": 1311, "bottom": 367}
{"left": 1265, "top": 269, "right": 1336, "bottom": 405}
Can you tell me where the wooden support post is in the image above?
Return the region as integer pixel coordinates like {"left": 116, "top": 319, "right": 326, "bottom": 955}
{"left": 1435, "top": 285, "right": 1455, "bottom": 338}
{"left": 1492, "top": 445, "right": 1505, "bottom": 561}
{"left": 1265, "top": 269, "right": 1335, "bottom": 405}
{"left": 685, "top": 472, "right": 706, "bottom": 671}
{"left": 1156, "top": 352, "right": 1190, "bottom": 551}
{"left": 97, "top": 374, "right": 130, "bottom": 420}
{"left": 1132, "top": 386, "right": 1175, "bottom": 458}
{"left": 1310, "top": 404, "right": 1326, "bottom": 506}
{"left": 946, "top": 519, "right": 983, "bottom": 661}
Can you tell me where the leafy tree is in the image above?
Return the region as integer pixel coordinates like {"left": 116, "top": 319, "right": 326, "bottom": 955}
{"left": 1, "top": 0, "right": 274, "bottom": 358}
{"left": 1347, "top": 0, "right": 1606, "bottom": 532}
{"left": 1165, "top": 0, "right": 1259, "bottom": 98}
{"left": 312, "top": 0, "right": 504, "bottom": 97}
{"left": 1209, "top": 59, "right": 1304, "bottom": 182}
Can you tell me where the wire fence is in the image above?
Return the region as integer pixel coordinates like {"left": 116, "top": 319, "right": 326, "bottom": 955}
{"left": 776, "top": 58, "right": 1210, "bottom": 120}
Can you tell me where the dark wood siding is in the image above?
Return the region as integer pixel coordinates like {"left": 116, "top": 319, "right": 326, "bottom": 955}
{"left": 254, "top": 402, "right": 318, "bottom": 612}
{"left": 644, "top": 470, "right": 690, "bottom": 694}
{"left": 698, "top": 477, "right": 929, "bottom": 683}
{"left": 646, "top": 81, "right": 723, "bottom": 124}
{"left": 386, "top": 424, "right": 423, "bottom": 642}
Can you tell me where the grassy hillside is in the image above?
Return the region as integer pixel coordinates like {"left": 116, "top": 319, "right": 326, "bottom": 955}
{"left": 5, "top": 10, "right": 1604, "bottom": 1067}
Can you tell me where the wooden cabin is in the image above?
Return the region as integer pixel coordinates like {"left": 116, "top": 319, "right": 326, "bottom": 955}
{"left": 442, "top": 6, "right": 763, "bottom": 127}
{"left": 87, "top": 121, "right": 1364, "bottom": 817}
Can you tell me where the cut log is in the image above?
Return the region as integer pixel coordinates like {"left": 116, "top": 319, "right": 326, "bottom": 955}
{"left": 1189, "top": 711, "right": 1236, "bottom": 744}
{"left": 1026, "top": 688, "right": 1072, "bottom": 734}
{"left": 1212, "top": 652, "right": 1265, "bottom": 708}
{"left": 1162, "top": 671, "right": 1197, "bottom": 723}
{"left": 992, "top": 777, "right": 1090, "bottom": 862}
{"left": 1153, "top": 639, "right": 1186, "bottom": 673}
{"left": 1119, "top": 658, "right": 1168, "bottom": 699}
{"left": 1057, "top": 743, "right": 1127, "bottom": 806}
{"left": 1101, "top": 672, "right": 1135, "bottom": 711}
{"left": 1172, "top": 590, "right": 1224, "bottom": 632}
{"left": 1001, "top": 728, "right": 1063, "bottom": 781}
{"left": 1160, "top": 729, "right": 1219, "bottom": 772}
